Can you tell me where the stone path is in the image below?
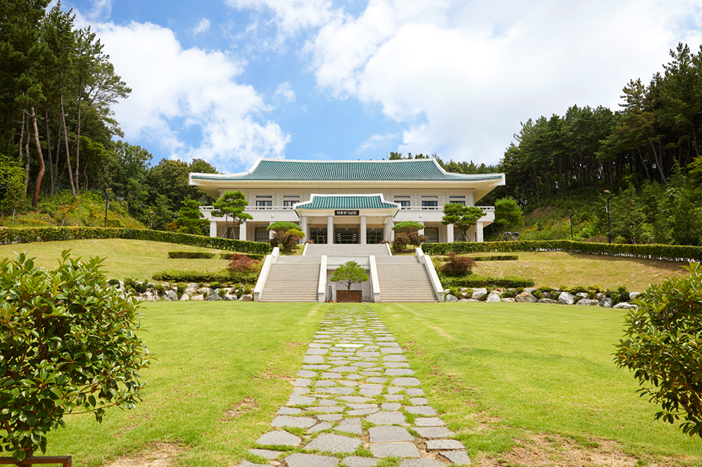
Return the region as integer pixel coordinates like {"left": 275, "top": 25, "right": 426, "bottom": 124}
{"left": 239, "top": 307, "right": 471, "bottom": 467}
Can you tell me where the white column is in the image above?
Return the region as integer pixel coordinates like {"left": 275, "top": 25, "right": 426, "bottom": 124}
{"left": 476, "top": 221, "right": 484, "bottom": 242}
{"left": 269, "top": 221, "right": 275, "bottom": 239}
{"left": 239, "top": 222, "right": 247, "bottom": 241}
{"left": 327, "top": 215, "right": 334, "bottom": 244}
{"left": 383, "top": 219, "right": 391, "bottom": 242}
{"left": 360, "top": 215, "right": 367, "bottom": 244}
{"left": 300, "top": 216, "right": 308, "bottom": 244}
{"left": 446, "top": 223, "right": 454, "bottom": 243}
{"left": 209, "top": 220, "right": 217, "bottom": 238}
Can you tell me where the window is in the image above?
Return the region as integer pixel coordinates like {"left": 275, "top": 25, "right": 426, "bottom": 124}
{"left": 256, "top": 200, "right": 272, "bottom": 208}
{"left": 394, "top": 196, "right": 410, "bottom": 209}
{"left": 254, "top": 227, "right": 269, "bottom": 242}
{"left": 449, "top": 196, "right": 465, "bottom": 206}
{"left": 424, "top": 227, "right": 439, "bottom": 243}
{"left": 284, "top": 196, "right": 299, "bottom": 209}
{"left": 422, "top": 200, "right": 438, "bottom": 209}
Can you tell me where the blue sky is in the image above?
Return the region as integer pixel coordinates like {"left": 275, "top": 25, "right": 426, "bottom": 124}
{"left": 65, "top": 0, "right": 702, "bottom": 173}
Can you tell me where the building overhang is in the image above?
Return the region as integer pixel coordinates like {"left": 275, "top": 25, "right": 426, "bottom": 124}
{"left": 294, "top": 194, "right": 400, "bottom": 219}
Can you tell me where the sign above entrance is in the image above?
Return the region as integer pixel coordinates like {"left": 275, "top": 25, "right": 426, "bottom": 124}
{"left": 335, "top": 210, "right": 359, "bottom": 216}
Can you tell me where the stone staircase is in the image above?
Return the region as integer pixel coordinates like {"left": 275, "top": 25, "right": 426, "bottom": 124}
{"left": 375, "top": 256, "right": 438, "bottom": 302}
{"left": 258, "top": 256, "right": 320, "bottom": 302}
{"left": 304, "top": 244, "right": 390, "bottom": 256}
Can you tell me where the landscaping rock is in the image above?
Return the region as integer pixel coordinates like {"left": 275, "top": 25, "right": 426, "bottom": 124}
{"left": 184, "top": 287, "right": 197, "bottom": 296}
{"left": 256, "top": 430, "right": 301, "bottom": 446}
{"left": 537, "top": 298, "right": 557, "bottom": 304}
{"left": 515, "top": 292, "right": 537, "bottom": 303}
{"left": 439, "top": 451, "right": 472, "bottom": 465}
{"left": 190, "top": 294, "right": 204, "bottom": 301}
{"left": 186, "top": 282, "right": 198, "bottom": 288}
{"left": 459, "top": 299, "right": 481, "bottom": 302}
{"left": 369, "top": 426, "right": 414, "bottom": 443}
{"left": 342, "top": 457, "right": 378, "bottom": 467}
{"left": 414, "top": 427, "right": 453, "bottom": 439}
{"left": 306, "top": 433, "right": 361, "bottom": 454}
{"left": 445, "top": 294, "right": 458, "bottom": 302}
{"left": 165, "top": 290, "right": 178, "bottom": 301}
{"left": 557, "top": 291, "right": 575, "bottom": 305}
{"left": 197, "top": 287, "right": 211, "bottom": 296}
{"left": 426, "top": 439, "right": 464, "bottom": 450}
{"left": 486, "top": 292, "right": 501, "bottom": 303}
{"left": 600, "top": 298, "right": 613, "bottom": 307}
{"left": 577, "top": 298, "right": 599, "bottom": 306}
{"left": 285, "top": 453, "right": 339, "bottom": 467}
{"left": 501, "top": 298, "right": 516, "bottom": 303}
{"left": 595, "top": 292, "right": 606, "bottom": 301}
{"left": 472, "top": 288, "right": 488, "bottom": 300}
{"left": 630, "top": 292, "right": 641, "bottom": 300}
{"left": 576, "top": 292, "right": 588, "bottom": 298}
{"left": 179, "top": 294, "right": 190, "bottom": 301}
{"left": 206, "top": 291, "right": 221, "bottom": 301}
{"left": 370, "top": 443, "right": 420, "bottom": 458}
{"left": 223, "top": 294, "right": 237, "bottom": 301}
{"left": 525, "top": 288, "right": 537, "bottom": 293}
{"left": 240, "top": 294, "right": 253, "bottom": 301}
{"left": 614, "top": 302, "right": 637, "bottom": 309}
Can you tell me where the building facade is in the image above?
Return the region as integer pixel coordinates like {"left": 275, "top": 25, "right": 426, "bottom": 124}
{"left": 189, "top": 159, "right": 505, "bottom": 244}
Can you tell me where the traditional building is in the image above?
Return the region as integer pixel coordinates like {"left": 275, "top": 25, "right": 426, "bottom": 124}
{"left": 189, "top": 158, "right": 505, "bottom": 244}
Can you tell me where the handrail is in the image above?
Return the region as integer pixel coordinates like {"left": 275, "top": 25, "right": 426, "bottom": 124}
{"left": 416, "top": 248, "right": 444, "bottom": 302}
{"left": 369, "top": 255, "right": 380, "bottom": 303}
{"left": 317, "top": 255, "right": 327, "bottom": 303}
{"left": 253, "top": 247, "right": 279, "bottom": 302}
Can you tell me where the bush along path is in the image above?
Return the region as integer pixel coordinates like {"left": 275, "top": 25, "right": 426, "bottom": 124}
{"left": 240, "top": 306, "right": 470, "bottom": 467}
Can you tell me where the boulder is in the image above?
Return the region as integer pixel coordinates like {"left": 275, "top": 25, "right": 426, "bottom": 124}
{"left": 223, "top": 294, "right": 238, "bottom": 301}
{"left": 144, "top": 292, "right": 154, "bottom": 302}
{"left": 187, "top": 282, "right": 199, "bottom": 288}
{"left": 576, "top": 292, "right": 588, "bottom": 299}
{"left": 537, "top": 298, "right": 557, "bottom": 304}
{"left": 629, "top": 292, "right": 641, "bottom": 300}
{"left": 184, "top": 287, "right": 198, "bottom": 296}
{"left": 576, "top": 299, "right": 599, "bottom": 306}
{"left": 445, "top": 294, "right": 458, "bottom": 302}
{"left": 501, "top": 298, "right": 516, "bottom": 303}
{"left": 599, "top": 298, "right": 612, "bottom": 307}
{"left": 197, "top": 287, "right": 212, "bottom": 296}
{"left": 459, "top": 299, "right": 481, "bottom": 302}
{"left": 557, "top": 292, "right": 575, "bottom": 305}
{"left": 595, "top": 293, "right": 606, "bottom": 301}
{"left": 472, "top": 288, "right": 488, "bottom": 300}
{"left": 191, "top": 294, "right": 204, "bottom": 301}
{"left": 206, "top": 291, "right": 222, "bottom": 301}
{"left": 165, "top": 290, "right": 178, "bottom": 301}
{"left": 515, "top": 292, "right": 537, "bottom": 303}
{"left": 152, "top": 294, "right": 161, "bottom": 301}
{"left": 613, "top": 302, "right": 637, "bottom": 309}
{"left": 486, "top": 293, "right": 502, "bottom": 303}
{"left": 179, "top": 293, "right": 190, "bottom": 301}
{"left": 240, "top": 294, "right": 253, "bottom": 301}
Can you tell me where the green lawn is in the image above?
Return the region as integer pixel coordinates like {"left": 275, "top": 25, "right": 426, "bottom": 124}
{"left": 44, "top": 301, "right": 322, "bottom": 467}
{"left": 0, "top": 239, "right": 233, "bottom": 282}
{"left": 373, "top": 302, "right": 702, "bottom": 465}
{"left": 40, "top": 301, "right": 702, "bottom": 467}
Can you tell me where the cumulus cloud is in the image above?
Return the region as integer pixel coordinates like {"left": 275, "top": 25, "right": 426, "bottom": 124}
{"left": 306, "top": 0, "right": 702, "bottom": 164}
{"left": 192, "top": 18, "right": 211, "bottom": 35}
{"left": 93, "top": 21, "right": 289, "bottom": 169}
{"left": 358, "top": 132, "right": 399, "bottom": 153}
{"left": 273, "top": 81, "right": 296, "bottom": 104}
{"left": 84, "top": 0, "right": 112, "bottom": 21}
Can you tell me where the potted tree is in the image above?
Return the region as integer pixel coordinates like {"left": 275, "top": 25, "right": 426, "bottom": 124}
{"left": 330, "top": 261, "right": 368, "bottom": 302}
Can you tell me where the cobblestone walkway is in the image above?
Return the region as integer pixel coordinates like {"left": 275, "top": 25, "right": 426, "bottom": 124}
{"left": 239, "top": 306, "right": 471, "bottom": 467}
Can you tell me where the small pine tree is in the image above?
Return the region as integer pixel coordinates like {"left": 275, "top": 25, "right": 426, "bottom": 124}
{"left": 330, "top": 261, "right": 369, "bottom": 290}
{"left": 175, "top": 197, "right": 209, "bottom": 234}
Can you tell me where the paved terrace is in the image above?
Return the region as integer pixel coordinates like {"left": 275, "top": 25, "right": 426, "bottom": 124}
{"left": 237, "top": 306, "right": 470, "bottom": 467}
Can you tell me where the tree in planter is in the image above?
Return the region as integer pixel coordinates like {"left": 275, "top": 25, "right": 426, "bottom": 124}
{"left": 441, "top": 204, "right": 484, "bottom": 241}
{"left": 0, "top": 252, "right": 149, "bottom": 461}
{"left": 614, "top": 262, "right": 702, "bottom": 437}
{"left": 266, "top": 221, "right": 305, "bottom": 252}
{"left": 391, "top": 221, "right": 427, "bottom": 253}
{"left": 175, "top": 197, "right": 209, "bottom": 234}
{"left": 330, "top": 261, "right": 369, "bottom": 290}
{"left": 212, "top": 190, "right": 252, "bottom": 238}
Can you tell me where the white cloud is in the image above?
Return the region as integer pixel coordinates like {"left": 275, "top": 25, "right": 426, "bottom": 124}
{"left": 273, "top": 81, "right": 296, "bottom": 104}
{"left": 92, "top": 21, "right": 289, "bottom": 169}
{"left": 358, "top": 132, "right": 399, "bottom": 153}
{"left": 192, "top": 18, "right": 211, "bottom": 35}
{"left": 84, "top": 0, "right": 112, "bottom": 21}
{"left": 306, "top": 0, "right": 702, "bottom": 164}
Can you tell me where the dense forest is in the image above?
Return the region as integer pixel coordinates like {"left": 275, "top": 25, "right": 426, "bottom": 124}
{"left": 0, "top": 0, "right": 218, "bottom": 228}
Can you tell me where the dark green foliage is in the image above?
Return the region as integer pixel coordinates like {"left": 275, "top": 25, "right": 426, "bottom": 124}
{"left": 422, "top": 240, "right": 702, "bottom": 263}
{"left": 0, "top": 227, "right": 272, "bottom": 254}
{"left": 441, "top": 275, "right": 535, "bottom": 288}
{"left": 221, "top": 252, "right": 264, "bottom": 261}
{"left": 168, "top": 251, "right": 215, "bottom": 259}
{"left": 265, "top": 221, "right": 299, "bottom": 232}
{"left": 392, "top": 221, "right": 425, "bottom": 233}
{"left": 494, "top": 197, "right": 524, "bottom": 227}
{"left": 0, "top": 251, "right": 149, "bottom": 460}
{"left": 614, "top": 263, "right": 702, "bottom": 437}
{"left": 151, "top": 269, "right": 258, "bottom": 284}
{"left": 212, "top": 190, "right": 251, "bottom": 233}
{"left": 330, "top": 261, "right": 369, "bottom": 290}
{"left": 124, "top": 277, "right": 151, "bottom": 294}
{"left": 438, "top": 252, "right": 476, "bottom": 276}
{"left": 441, "top": 203, "right": 484, "bottom": 239}
{"left": 439, "top": 255, "right": 518, "bottom": 261}
{"left": 175, "top": 197, "right": 209, "bottom": 235}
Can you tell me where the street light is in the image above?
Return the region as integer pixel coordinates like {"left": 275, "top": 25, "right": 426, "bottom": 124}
{"left": 604, "top": 190, "right": 612, "bottom": 243}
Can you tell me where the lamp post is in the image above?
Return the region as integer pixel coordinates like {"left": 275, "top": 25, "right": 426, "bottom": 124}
{"left": 604, "top": 190, "right": 612, "bottom": 243}
{"left": 103, "top": 188, "right": 111, "bottom": 228}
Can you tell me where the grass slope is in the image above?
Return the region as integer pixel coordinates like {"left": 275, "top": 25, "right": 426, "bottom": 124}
{"left": 0, "top": 239, "right": 232, "bottom": 282}
{"left": 466, "top": 251, "right": 688, "bottom": 291}
{"left": 374, "top": 302, "right": 702, "bottom": 464}
{"left": 44, "top": 301, "right": 323, "bottom": 467}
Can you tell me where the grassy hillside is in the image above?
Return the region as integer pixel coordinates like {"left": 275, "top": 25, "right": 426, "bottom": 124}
{"left": 0, "top": 239, "right": 230, "bottom": 282}
{"left": 1, "top": 190, "right": 145, "bottom": 229}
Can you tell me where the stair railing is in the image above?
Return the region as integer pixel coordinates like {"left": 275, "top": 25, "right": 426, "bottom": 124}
{"left": 253, "top": 247, "right": 280, "bottom": 302}
{"left": 416, "top": 248, "right": 444, "bottom": 302}
{"left": 369, "top": 255, "right": 380, "bottom": 303}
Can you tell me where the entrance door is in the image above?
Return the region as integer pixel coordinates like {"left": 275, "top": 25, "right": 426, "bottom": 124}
{"left": 335, "top": 227, "right": 359, "bottom": 244}
{"left": 367, "top": 227, "right": 383, "bottom": 244}
{"left": 310, "top": 227, "right": 327, "bottom": 244}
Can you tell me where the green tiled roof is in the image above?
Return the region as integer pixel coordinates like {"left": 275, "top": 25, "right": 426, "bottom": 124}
{"left": 296, "top": 195, "right": 399, "bottom": 210}
{"left": 191, "top": 159, "right": 503, "bottom": 181}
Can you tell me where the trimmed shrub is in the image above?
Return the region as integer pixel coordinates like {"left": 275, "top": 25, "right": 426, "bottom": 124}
{"left": 0, "top": 227, "right": 272, "bottom": 255}
{"left": 442, "top": 275, "right": 535, "bottom": 288}
{"left": 151, "top": 269, "right": 259, "bottom": 284}
{"left": 229, "top": 254, "right": 260, "bottom": 273}
{"left": 168, "top": 251, "right": 215, "bottom": 259}
{"left": 422, "top": 240, "right": 702, "bottom": 263}
{"left": 220, "top": 252, "right": 264, "bottom": 261}
{"left": 439, "top": 252, "right": 476, "bottom": 276}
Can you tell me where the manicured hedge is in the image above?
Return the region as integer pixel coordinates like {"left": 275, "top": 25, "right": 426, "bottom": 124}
{"left": 423, "top": 240, "right": 702, "bottom": 263}
{"left": 168, "top": 251, "right": 215, "bottom": 259}
{"left": 441, "top": 275, "right": 535, "bottom": 288}
{"left": 438, "top": 255, "right": 518, "bottom": 261}
{"left": 220, "top": 252, "right": 264, "bottom": 261}
{"left": 0, "top": 227, "right": 272, "bottom": 255}
{"left": 151, "top": 269, "right": 259, "bottom": 284}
